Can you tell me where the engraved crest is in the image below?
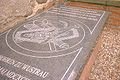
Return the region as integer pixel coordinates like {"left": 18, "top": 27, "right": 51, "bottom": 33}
{"left": 6, "top": 16, "right": 85, "bottom": 58}
{"left": 14, "top": 19, "right": 80, "bottom": 50}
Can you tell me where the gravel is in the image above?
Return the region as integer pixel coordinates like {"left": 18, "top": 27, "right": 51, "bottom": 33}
{"left": 89, "top": 6, "right": 120, "bottom": 80}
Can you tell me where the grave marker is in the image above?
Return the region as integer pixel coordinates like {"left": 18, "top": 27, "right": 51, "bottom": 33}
{"left": 0, "top": 5, "right": 108, "bottom": 80}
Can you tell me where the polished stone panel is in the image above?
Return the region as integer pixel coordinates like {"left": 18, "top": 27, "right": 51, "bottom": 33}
{"left": 0, "top": 5, "right": 108, "bottom": 80}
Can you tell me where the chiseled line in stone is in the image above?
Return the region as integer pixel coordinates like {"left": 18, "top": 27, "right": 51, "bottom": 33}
{"left": 61, "top": 47, "right": 83, "bottom": 80}
{"left": 91, "top": 11, "right": 106, "bottom": 34}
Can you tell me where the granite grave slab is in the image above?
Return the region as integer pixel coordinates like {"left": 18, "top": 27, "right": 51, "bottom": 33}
{"left": 0, "top": 5, "right": 108, "bottom": 80}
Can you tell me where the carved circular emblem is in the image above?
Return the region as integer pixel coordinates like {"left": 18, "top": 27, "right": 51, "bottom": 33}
{"left": 6, "top": 16, "right": 85, "bottom": 58}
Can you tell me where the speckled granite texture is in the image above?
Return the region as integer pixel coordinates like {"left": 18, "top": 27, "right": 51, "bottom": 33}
{"left": 66, "top": 2, "right": 120, "bottom": 80}
{"left": 0, "top": 1, "right": 120, "bottom": 80}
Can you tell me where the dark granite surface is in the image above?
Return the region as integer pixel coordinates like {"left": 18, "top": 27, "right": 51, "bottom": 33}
{"left": 0, "top": 5, "right": 108, "bottom": 80}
